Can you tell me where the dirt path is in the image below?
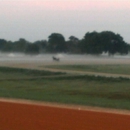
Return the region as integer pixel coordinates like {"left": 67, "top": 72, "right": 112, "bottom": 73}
{"left": 1, "top": 61, "right": 130, "bottom": 79}
{"left": 38, "top": 67, "right": 130, "bottom": 78}
{"left": 0, "top": 98, "right": 130, "bottom": 130}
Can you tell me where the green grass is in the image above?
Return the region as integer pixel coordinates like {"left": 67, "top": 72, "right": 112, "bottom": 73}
{"left": 0, "top": 66, "right": 130, "bottom": 110}
{"left": 0, "top": 67, "right": 65, "bottom": 79}
{"left": 45, "top": 64, "right": 130, "bottom": 75}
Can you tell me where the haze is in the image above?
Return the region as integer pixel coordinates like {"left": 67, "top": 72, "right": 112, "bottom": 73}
{"left": 0, "top": 0, "right": 130, "bottom": 42}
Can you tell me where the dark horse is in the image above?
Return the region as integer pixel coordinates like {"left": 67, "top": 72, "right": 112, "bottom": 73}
{"left": 52, "top": 56, "right": 60, "bottom": 61}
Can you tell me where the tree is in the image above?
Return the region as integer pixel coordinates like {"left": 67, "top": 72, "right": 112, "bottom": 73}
{"left": 80, "top": 31, "right": 128, "bottom": 55}
{"left": 47, "top": 33, "right": 66, "bottom": 52}
{"left": 12, "top": 38, "right": 29, "bottom": 52}
{"left": 69, "top": 36, "right": 79, "bottom": 43}
{"left": 33, "top": 40, "right": 47, "bottom": 53}
{"left": 80, "top": 31, "right": 103, "bottom": 54}
{"left": 0, "top": 39, "right": 7, "bottom": 51}
{"left": 66, "top": 36, "right": 80, "bottom": 53}
{"left": 2, "top": 41, "right": 14, "bottom": 52}
{"left": 100, "top": 31, "right": 128, "bottom": 55}
{"left": 25, "top": 44, "right": 40, "bottom": 55}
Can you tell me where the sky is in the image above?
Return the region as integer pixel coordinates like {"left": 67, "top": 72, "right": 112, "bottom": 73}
{"left": 0, "top": 0, "right": 130, "bottom": 43}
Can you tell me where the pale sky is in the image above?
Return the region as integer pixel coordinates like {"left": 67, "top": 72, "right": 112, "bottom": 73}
{"left": 0, "top": 0, "right": 130, "bottom": 42}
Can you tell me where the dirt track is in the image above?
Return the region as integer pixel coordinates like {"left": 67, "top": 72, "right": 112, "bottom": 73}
{"left": 1, "top": 59, "right": 130, "bottom": 78}
{"left": 0, "top": 99, "right": 130, "bottom": 130}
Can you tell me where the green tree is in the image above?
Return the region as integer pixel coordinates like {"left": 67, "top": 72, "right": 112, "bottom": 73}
{"left": 34, "top": 40, "right": 47, "bottom": 53}
{"left": 25, "top": 43, "right": 40, "bottom": 55}
{"left": 2, "top": 41, "right": 14, "bottom": 52}
{"left": 80, "top": 31, "right": 128, "bottom": 55}
{"left": 48, "top": 33, "right": 66, "bottom": 52}
{"left": 12, "top": 38, "right": 29, "bottom": 52}
{"left": 80, "top": 31, "right": 103, "bottom": 54}
{"left": 0, "top": 39, "right": 7, "bottom": 51}
{"left": 66, "top": 36, "right": 80, "bottom": 53}
{"left": 100, "top": 31, "right": 128, "bottom": 55}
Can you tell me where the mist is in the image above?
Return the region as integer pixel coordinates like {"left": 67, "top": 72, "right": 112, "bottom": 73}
{"left": 0, "top": 53, "right": 130, "bottom": 65}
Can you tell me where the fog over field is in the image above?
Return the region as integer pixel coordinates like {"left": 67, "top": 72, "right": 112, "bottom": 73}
{"left": 0, "top": 53, "right": 130, "bottom": 65}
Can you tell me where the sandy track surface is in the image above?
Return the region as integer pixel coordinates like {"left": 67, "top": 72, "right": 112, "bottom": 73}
{"left": 0, "top": 59, "right": 130, "bottom": 78}
{"left": 0, "top": 98, "right": 130, "bottom": 115}
{"left": 0, "top": 98, "right": 130, "bottom": 130}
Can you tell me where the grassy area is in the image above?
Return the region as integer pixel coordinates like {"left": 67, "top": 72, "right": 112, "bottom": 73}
{"left": 45, "top": 64, "right": 130, "bottom": 75}
{"left": 0, "top": 67, "right": 130, "bottom": 110}
{"left": 0, "top": 67, "right": 65, "bottom": 79}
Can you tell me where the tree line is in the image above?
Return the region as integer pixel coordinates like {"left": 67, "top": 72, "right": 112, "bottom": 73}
{"left": 0, "top": 31, "right": 129, "bottom": 55}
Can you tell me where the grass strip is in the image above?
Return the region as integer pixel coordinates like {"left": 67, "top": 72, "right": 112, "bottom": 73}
{"left": 0, "top": 66, "right": 130, "bottom": 110}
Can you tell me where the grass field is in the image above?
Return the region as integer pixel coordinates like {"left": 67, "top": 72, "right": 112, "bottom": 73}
{"left": 0, "top": 67, "right": 65, "bottom": 79}
{"left": 0, "top": 66, "right": 130, "bottom": 110}
{"left": 45, "top": 64, "right": 130, "bottom": 75}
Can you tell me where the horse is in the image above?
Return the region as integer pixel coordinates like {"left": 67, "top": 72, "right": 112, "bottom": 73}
{"left": 52, "top": 56, "right": 60, "bottom": 61}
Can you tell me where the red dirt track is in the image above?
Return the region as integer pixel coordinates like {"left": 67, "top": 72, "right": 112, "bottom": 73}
{"left": 0, "top": 100, "right": 130, "bottom": 130}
